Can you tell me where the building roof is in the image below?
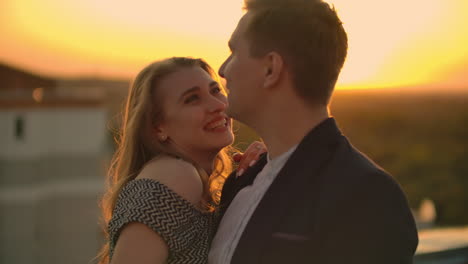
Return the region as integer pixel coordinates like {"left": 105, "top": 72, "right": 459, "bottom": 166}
{"left": 0, "top": 63, "right": 56, "bottom": 90}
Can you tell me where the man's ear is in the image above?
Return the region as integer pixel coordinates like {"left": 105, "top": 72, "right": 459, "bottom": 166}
{"left": 263, "top": 51, "right": 284, "bottom": 89}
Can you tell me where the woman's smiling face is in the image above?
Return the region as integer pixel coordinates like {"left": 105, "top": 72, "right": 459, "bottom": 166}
{"left": 155, "top": 66, "right": 234, "bottom": 157}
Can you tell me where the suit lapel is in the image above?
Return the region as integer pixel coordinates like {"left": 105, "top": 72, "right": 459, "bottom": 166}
{"left": 218, "top": 153, "right": 268, "bottom": 220}
{"left": 231, "top": 118, "right": 343, "bottom": 263}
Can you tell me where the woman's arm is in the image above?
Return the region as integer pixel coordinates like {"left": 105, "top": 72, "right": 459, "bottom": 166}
{"left": 111, "top": 222, "right": 168, "bottom": 264}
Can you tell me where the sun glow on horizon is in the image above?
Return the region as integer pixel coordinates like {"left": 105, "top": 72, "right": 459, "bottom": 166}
{"left": 329, "top": 0, "right": 468, "bottom": 90}
{"left": 0, "top": 0, "right": 466, "bottom": 90}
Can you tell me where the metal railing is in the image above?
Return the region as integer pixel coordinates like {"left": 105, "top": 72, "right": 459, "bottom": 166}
{"left": 414, "top": 247, "right": 468, "bottom": 264}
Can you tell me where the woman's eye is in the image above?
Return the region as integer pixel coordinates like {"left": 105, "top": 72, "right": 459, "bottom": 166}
{"left": 184, "top": 94, "right": 199, "bottom": 104}
{"left": 211, "top": 87, "right": 221, "bottom": 94}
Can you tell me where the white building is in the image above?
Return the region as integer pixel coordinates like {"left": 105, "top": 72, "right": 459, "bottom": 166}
{"left": 0, "top": 66, "right": 122, "bottom": 264}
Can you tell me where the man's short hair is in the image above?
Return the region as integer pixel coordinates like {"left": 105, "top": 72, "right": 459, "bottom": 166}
{"left": 244, "top": 0, "right": 348, "bottom": 106}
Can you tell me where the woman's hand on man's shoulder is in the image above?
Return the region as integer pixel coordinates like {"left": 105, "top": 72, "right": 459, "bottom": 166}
{"left": 234, "top": 141, "right": 267, "bottom": 177}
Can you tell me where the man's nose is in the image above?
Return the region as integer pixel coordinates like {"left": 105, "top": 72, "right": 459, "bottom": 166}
{"left": 219, "top": 55, "right": 232, "bottom": 78}
{"left": 218, "top": 61, "right": 226, "bottom": 78}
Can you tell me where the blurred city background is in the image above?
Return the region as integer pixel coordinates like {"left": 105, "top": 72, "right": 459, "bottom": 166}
{"left": 1, "top": 0, "right": 467, "bottom": 263}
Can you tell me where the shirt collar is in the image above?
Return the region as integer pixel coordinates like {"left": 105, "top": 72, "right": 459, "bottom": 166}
{"left": 266, "top": 144, "right": 298, "bottom": 172}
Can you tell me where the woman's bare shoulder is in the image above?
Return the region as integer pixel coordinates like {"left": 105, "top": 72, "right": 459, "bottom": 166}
{"left": 136, "top": 156, "right": 203, "bottom": 206}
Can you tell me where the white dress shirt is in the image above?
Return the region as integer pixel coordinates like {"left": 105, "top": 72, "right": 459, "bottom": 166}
{"left": 209, "top": 145, "right": 297, "bottom": 264}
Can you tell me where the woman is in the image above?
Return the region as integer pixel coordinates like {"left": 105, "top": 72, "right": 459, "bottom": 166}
{"left": 97, "top": 57, "right": 264, "bottom": 264}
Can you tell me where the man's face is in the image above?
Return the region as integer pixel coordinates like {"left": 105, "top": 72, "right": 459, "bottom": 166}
{"left": 218, "top": 12, "right": 265, "bottom": 124}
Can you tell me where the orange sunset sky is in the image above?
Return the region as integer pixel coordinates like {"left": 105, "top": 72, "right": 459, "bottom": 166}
{"left": 0, "top": 0, "right": 467, "bottom": 90}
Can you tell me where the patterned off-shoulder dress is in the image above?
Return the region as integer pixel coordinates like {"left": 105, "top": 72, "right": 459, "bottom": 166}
{"left": 108, "top": 178, "right": 216, "bottom": 264}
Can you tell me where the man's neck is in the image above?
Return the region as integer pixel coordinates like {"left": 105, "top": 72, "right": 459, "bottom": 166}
{"left": 256, "top": 105, "right": 330, "bottom": 160}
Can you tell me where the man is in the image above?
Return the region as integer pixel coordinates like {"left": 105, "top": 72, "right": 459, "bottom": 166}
{"left": 209, "top": 0, "right": 419, "bottom": 263}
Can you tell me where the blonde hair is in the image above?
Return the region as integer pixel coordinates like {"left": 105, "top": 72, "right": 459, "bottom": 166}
{"left": 96, "top": 57, "right": 233, "bottom": 264}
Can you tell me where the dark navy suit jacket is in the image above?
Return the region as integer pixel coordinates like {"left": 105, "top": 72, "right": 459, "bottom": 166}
{"left": 218, "top": 118, "right": 418, "bottom": 264}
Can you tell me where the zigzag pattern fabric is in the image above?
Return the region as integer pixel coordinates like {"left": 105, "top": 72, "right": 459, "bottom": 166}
{"left": 109, "top": 178, "right": 215, "bottom": 263}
